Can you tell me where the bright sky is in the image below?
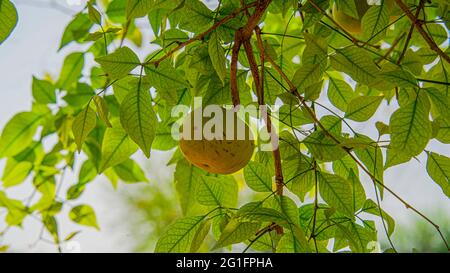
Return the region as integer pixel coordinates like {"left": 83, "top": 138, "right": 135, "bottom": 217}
{"left": 0, "top": 0, "right": 448, "bottom": 252}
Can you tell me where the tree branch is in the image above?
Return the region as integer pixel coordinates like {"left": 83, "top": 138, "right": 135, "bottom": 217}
{"left": 230, "top": 34, "right": 242, "bottom": 107}
{"left": 255, "top": 26, "right": 450, "bottom": 251}
{"left": 396, "top": 0, "right": 426, "bottom": 65}
{"left": 394, "top": 0, "right": 450, "bottom": 64}
{"left": 144, "top": 1, "right": 258, "bottom": 67}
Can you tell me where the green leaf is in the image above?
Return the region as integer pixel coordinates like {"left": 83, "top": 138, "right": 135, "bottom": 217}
{"left": 426, "top": 152, "right": 450, "bottom": 198}
{"left": 208, "top": 31, "right": 227, "bottom": 84}
{"left": 384, "top": 148, "right": 411, "bottom": 169}
{"left": 292, "top": 63, "right": 323, "bottom": 90}
{"left": 99, "top": 124, "right": 138, "bottom": 172}
{"left": 401, "top": 49, "right": 424, "bottom": 76}
{"left": 418, "top": 23, "right": 448, "bottom": 45}
{"left": 380, "top": 69, "right": 418, "bottom": 89}
{"left": 88, "top": 3, "right": 102, "bottom": 24}
{"left": 155, "top": 215, "right": 207, "bottom": 252}
{"left": 0, "top": 192, "right": 27, "bottom": 226}
{"left": 327, "top": 76, "right": 356, "bottom": 112}
{"left": 64, "top": 82, "right": 95, "bottom": 107}
{"left": 215, "top": 218, "right": 260, "bottom": 248}
{"left": 318, "top": 172, "right": 354, "bottom": 219}
{"left": 243, "top": 161, "right": 272, "bottom": 192}
{"left": 79, "top": 160, "right": 97, "bottom": 184}
{"left": 361, "top": 4, "right": 389, "bottom": 43}
{"left": 107, "top": 0, "right": 127, "bottom": 24}
{"left": 246, "top": 232, "right": 273, "bottom": 251}
{"left": 272, "top": 196, "right": 300, "bottom": 226}
{"left": 2, "top": 158, "right": 32, "bottom": 187}
{"left": 120, "top": 77, "right": 157, "bottom": 158}
{"left": 336, "top": 221, "right": 376, "bottom": 253}
{"left": 59, "top": 13, "right": 93, "bottom": 49}
{"left": 335, "top": 0, "right": 358, "bottom": 18}
{"left": 239, "top": 207, "right": 289, "bottom": 227}
{"left": 361, "top": 199, "right": 395, "bottom": 236}
{"left": 0, "top": 0, "right": 18, "bottom": 44}
{"left": 93, "top": 95, "right": 112, "bottom": 127}
{"left": 347, "top": 170, "right": 366, "bottom": 212}
{"left": 113, "top": 158, "right": 148, "bottom": 183}
{"left": 425, "top": 87, "right": 450, "bottom": 120}
{"left": 174, "top": 159, "right": 207, "bottom": 215}
{"left": 0, "top": 112, "right": 41, "bottom": 158}
{"left": 276, "top": 226, "right": 311, "bottom": 253}
{"left": 203, "top": 71, "right": 250, "bottom": 106}
{"left": 302, "top": 33, "right": 328, "bottom": 67}
{"left": 302, "top": 0, "right": 329, "bottom": 28}
{"left": 145, "top": 61, "right": 188, "bottom": 91}
{"left": 196, "top": 176, "right": 237, "bottom": 208}
{"left": 333, "top": 155, "right": 359, "bottom": 179}
{"left": 64, "top": 231, "right": 81, "bottom": 242}
{"left": 435, "top": 117, "right": 450, "bottom": 144}
{"left": 390, "top": 91, "right": 431, "bottom": 157}
{"left": 72, "top": 106, "right": 97, "bottom": 152}
{"left": 190, "top": 219, "right": 211, "bottom": 252}
{"left": 152, "top": 121, "right": 178, "bottom": 151}
{"left": 32, "top": 76, "right": 56, "bottom": 104}
{"left": 126, "top": 0, "right": 152, "bottom": 19}
{"left": 304, "top": 130, "right": 346, "bottom": 162}
{"left": 95, "top": 47, "right": 140, "bottom": 80}
{"left": 177, "top": 0, "right": 213, "bottom": 33}
{"left": 43, "top": 215, "right": 59, "bottom": 243}
{"left": 331, "top": 47, "right": 379, "bottom": 85}
{"left": 353, "top": 135, "right": 383, "bottom": 196}
{"left": 283, "top": 156, "right": 314, "bottom": 202}
{"left": 154, "top": 28, "right": 189, "bottom": 51}
{"left": 69, "top": 205, "right": 99, "bottom": 230}
{"left": 375, "top": 121, "right": 390, "bottom": 136}
{"left": 345, "top": 96, "right": 383, "bottom": 122}
{"left": 57, "top": 52, "right": 85, "bottom": 90}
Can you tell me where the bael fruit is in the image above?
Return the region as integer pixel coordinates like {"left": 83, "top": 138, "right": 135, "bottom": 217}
{"left": 179, "top": 107, "right": 255, "bottom": 174}
{"left": 332, "top": 0, "right": 398, "bottom": 34}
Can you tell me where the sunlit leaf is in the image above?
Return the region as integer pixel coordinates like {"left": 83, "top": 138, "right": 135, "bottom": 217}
{"left": 345, "top": 96, "right": 383, "bottom": 122}
{"left": 0, "top": 0, "right": 17, "bottom": 44}
{"left": 390, "top": 91, "right": 431, "bottom": 157}
{"left": 95, "top": 47, "right": 140, "bottom": 80}
{"left": 120, "top": 77, "right": 157, "bottom": 158}
{"left": 99, "top": 124, "right": 138, "bottom": 172}
{"left": 0, "top": 112, "right": 41, "bottom": 158}
{"left": 243, "top": 161, "right": 272, "bottom": 192}
{"left": 69, "top": 205, "right": 99, "bottom": 230}
{"left": 208, "top": 31, "right": 227, "bottom": 84}
{"left": 155, "top": 216, "right": 207, "bottom": 253}
{"left": 72, "top": 106, "right": 97, "bottom": 152}
{"left": 426, "top": 152, "right": 450, "bottom": 198}
{"left": 57, "top": 52, "right": 85, "bottom": 91}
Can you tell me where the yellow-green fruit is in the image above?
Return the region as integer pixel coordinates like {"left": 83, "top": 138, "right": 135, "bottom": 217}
{"left": 179, "top": 107, "right": 255, "bottom": 174}
{"left": 332, "top": 0, "right": 396, "bottom": 34}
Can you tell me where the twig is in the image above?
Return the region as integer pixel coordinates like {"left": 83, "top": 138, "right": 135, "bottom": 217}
{"left": 230, "top": 33, "right": 242, "bottom": 107}
{"left": 144, "top": 1, "right": 259, "bottom": 67}
{"left": 255, "top": 26, "right": 450, "bottom": 251}
{"left": 394, "top": 0, "right": 450, "bottom": 64}
{"left": 309, "top": 160, "right": 319, "bottom": 253}
{"left": 397, "top": 0, "right": 426, "bottom": 65}
{"left": 119, "top": 20, "right": 131, "bottom": 48}
{"left": 376, "top": 33, "right": 406, "bottom": 65}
